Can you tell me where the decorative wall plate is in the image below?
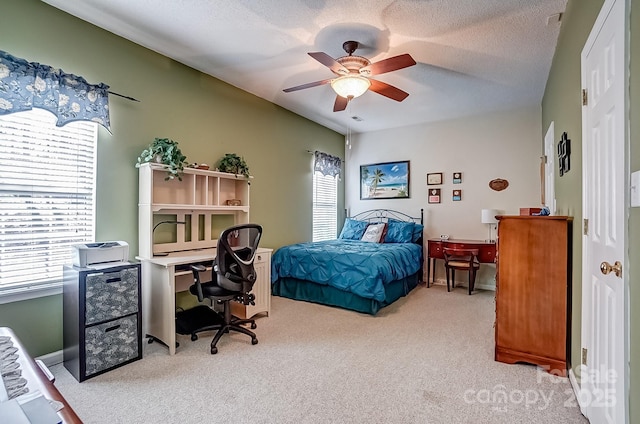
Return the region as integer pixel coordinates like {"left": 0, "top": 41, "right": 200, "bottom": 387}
{"left": 489, "top": 178, "right": 509, "bottom": 191}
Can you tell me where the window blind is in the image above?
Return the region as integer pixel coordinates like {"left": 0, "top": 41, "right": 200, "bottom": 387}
{"left": 312, "top": 171, "right": 337, "bottom": 242}
{"left": 0, "top": 109, "right": 97, "bottom": 293}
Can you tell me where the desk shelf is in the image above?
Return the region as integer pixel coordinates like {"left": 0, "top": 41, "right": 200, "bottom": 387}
{"left": 138, "top": 163, "right": 251, "bottom": 258}
{"left": 139, "top": 163, "right": 250, "bottom": 208}
{"left": 151, "top": 204, "right": 250, "bottom": 213}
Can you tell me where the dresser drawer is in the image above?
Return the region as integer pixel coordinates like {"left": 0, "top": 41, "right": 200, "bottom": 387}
{"left": 478, "top": 248, "right": 496, "bottom": 263}
{"left": 84, "top": 314, "right": 140, "bottom": 377}
{"left": 428, "top": 241, "right": 444, "bottom": 258}
{"left": 85, "top": 266, "right": 139, "bottom": 324}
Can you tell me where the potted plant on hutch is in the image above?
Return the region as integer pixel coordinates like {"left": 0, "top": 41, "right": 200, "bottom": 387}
{"left": 136, "top": 137, "right": 188, "bottom": 180}
{"left": 216, "top": 153, "right": 250, "bottom": 178}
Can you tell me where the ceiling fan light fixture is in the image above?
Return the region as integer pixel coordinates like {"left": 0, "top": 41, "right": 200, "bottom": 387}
{"left": 330, "top": 75, "right": 371, "bottom": 99}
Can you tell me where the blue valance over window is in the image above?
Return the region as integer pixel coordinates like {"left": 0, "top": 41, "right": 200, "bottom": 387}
{"left": 0, "top": 50, "right": 110, "bottom": 131}
{"left": 314, "top": 151, "right": 342, "bottom": 178}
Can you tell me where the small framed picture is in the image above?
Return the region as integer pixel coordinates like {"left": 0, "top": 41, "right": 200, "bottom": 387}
{"left": 452, "top": 189, "right": 462, "bottom": 201}
{"left": 453, "top": 172, "right": 462, "bottom": 184}
{"left": 427, "top": 172, "right": 443, "bottom": 185}
{"left": 428, "top": 188, "right": 441, "bottom": 203}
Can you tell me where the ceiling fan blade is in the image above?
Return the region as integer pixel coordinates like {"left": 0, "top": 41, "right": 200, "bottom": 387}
{"left": 369, "top": 79, "right": 410, "bottom": 102}
{"left": 333, "top": 95, "right": 349, "bottom": 112}
{"left": 283, "top": 79, "right": 333, "bottom": 93}
{"left": 360, "top": 54, "right": 416, "bottom": 76}
{"left": 308, "top": 52, "right": 349, "bottom": 75}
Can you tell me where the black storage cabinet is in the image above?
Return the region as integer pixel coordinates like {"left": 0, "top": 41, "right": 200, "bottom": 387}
{"left": 63, "top": 263, "right": 142, "bottom": 382}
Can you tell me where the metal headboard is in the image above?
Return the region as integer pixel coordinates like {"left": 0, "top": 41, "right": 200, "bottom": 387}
{"left": 349, "top": 208, "right": 423, "bottom": 225}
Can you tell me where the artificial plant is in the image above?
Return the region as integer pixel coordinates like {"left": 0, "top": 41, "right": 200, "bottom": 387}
{"left": 136, "top": 137, "right": 188, "bottom": 180}
{"left": 216, "top": 153, "right": 250, "bottom": 178}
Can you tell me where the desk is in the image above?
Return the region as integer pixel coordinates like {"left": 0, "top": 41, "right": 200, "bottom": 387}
{"left": 137, "top": 247, "right": 272, "bottom": 355}
{"left": 426, "top": 239, "right": 496, "bottom": 285}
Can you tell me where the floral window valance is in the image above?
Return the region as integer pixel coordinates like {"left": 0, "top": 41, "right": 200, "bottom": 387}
{"left": 314, "top": 151, "right": 342, "bottom": 178}
{"left": 0, "top": 50, "right": 110, "bottom": 131}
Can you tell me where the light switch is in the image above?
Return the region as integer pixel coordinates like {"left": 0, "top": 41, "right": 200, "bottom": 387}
{"left": 631, "top": 171, "right": 640, "bottom": 207}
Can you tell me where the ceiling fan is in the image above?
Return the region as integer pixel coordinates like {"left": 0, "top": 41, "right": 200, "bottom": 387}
{"left": 283, "top": 40, "right": 416, "bottom": 112}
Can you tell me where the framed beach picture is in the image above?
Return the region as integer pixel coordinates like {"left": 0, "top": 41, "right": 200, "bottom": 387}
{"left": 360, "top": 160, "right": 410, "bottom": 200}
{"left": 453, "top": 172, "right": 462, "bottom": 184}
{"left": 452, "top": 189, "right": 462, "bottom": 201}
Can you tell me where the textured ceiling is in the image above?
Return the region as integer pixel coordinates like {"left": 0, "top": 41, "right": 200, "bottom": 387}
{"left": 42, "top": 0, "right": 567, "bottom": 134}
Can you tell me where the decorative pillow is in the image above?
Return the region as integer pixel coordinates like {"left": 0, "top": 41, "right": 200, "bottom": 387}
{"left": 360, "top": 223, "right": 387, "bottom": 243}
{"left": 412, "top": 223, "right": 424, "bottom": 243}
{"left": 338, "top": 218, "right": 368, "bottom": 240}
{"left": 387, "top": 218, "right": 423, "bottom": 243}
{"left": 384, "top": 220, "right": 414, "bottom": 243}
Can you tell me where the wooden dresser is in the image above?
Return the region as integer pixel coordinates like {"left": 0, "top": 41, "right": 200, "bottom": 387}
{"left": 494, "top": 216, "right": 572, "bottom": 375}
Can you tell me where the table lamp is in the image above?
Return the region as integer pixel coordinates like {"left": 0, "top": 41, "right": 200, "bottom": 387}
{"left": 481, "top": 209, "right": 499, "bottom": 242}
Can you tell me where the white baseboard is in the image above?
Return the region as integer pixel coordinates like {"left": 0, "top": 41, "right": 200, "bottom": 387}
{"left": 36, "top": 350, "right": 63, "bottom": 367}
{"left": 429, "top": 279, "right": 496, "bottom": 291}
{"left": 474, "top": 283, "right": 496, "bottom": 291}
{"left": 569, "top": 367, "right": 587, "bottom": 416}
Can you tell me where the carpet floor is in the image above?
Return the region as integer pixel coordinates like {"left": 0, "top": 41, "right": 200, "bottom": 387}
{"left": 51, "top": 283, "right": 588, "bottom": 423}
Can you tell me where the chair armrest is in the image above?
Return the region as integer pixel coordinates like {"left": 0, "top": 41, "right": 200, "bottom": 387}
{"left": 190, "top": 265, "right": 207, "bottom": 302}
{"left": 191, "top": 264, "right": 207, "bottom": 273}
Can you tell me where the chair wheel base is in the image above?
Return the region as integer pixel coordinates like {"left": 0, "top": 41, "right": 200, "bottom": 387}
{"left": 251, "top": 322, "right": 257, "bottom": 329}
{"left": 251, "top": 338, "right": 258, "bottom": 345}
{"left": 211, "top": 346, "right": 218, "bottom": 354}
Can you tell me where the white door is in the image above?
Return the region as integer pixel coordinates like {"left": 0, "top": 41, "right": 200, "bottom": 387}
{"left": 581, "top": 0, "right": 627, "bottom": 422}
{"left": 544, "top": 121, "right": 556, "bottom": 213}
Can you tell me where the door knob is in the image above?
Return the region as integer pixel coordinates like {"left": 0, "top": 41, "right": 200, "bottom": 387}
{"left": 600, "top": 261, "right": 622, "bottom": 278}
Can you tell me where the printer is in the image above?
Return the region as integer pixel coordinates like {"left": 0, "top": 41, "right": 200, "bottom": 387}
{"left": 72, "top": 241, "right": 129, "bottom": 268}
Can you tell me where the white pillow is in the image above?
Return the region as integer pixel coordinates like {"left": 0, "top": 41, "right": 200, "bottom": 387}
{"left": 360, "top": 223, "right": 387, "bottom": 243}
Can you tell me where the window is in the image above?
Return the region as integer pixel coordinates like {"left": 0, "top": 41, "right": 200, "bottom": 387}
{"left": 0, "top": 109, "right": 97, "bottom": 301}
{"left": 312, "top": 171, "right": 338, "bottom": 241}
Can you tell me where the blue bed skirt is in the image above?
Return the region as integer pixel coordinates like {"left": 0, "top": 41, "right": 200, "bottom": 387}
{"left": 271, "top": 272, "right": 420, "bottom": 315}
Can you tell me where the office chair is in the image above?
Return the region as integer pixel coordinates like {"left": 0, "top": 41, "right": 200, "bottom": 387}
{"left": 443, "top": 247, "right": 480, "bottom": 295}
{"left": 189, "top": 223, "right": 262, "bottom": 354}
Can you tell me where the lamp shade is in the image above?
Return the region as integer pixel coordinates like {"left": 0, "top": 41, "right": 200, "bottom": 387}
{"left": 481, "top": 209, "right": 499, "bottom": 224}
{"left": 330, "top": 75, "right": 371, "bottom": 99}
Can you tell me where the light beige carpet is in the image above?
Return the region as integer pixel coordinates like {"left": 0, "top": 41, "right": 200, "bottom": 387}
{"left": 51, "top": 284, "right": 588, "bottom": 423}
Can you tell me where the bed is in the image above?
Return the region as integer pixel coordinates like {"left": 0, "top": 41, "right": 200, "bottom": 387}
{"left": 271, "top": 209, "right": 424, "bottom": 315}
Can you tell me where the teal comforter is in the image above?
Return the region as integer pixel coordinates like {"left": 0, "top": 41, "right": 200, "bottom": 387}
{"left": 271, "top": 239, "right": 422, "bottom": 302}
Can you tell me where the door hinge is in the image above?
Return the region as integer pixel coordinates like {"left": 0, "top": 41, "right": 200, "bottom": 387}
{"left": 582, "top": 89, "right": 588, "bottom": 106}
{"left": 583, "top": 218, "right": 589, "bottom": 236}
{"left": 582, "top": 347, "right": 588, "bottom": 365}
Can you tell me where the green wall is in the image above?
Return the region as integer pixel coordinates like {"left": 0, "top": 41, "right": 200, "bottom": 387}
{"left": 542, "top": 0, "right": 639, "bottom": 421}
{"left": 0, "top": 0, "right": 344, "bottom": 356}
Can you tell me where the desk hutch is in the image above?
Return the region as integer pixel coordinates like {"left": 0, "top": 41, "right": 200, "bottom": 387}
{"left": 137, "top": 163, "right": 272, "bottom": 355}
